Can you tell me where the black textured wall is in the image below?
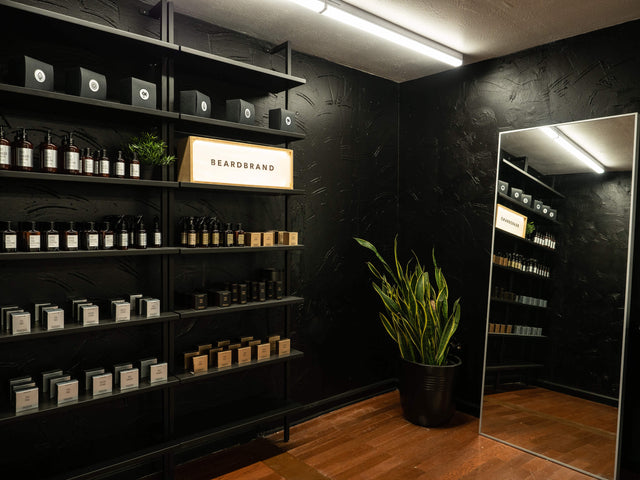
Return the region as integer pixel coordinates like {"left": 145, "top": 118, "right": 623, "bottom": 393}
{"left": 400, "top": 18, "right": 640, "bottom": 474}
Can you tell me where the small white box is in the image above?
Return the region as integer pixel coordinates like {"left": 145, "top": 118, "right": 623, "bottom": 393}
{"left": 43, "top": 308, "right": 64, "bottom": 330}
{"left": 141, "top": 298, "right": 160, "bottom": 318}
{"left": 56, "top": 379, "right": 79, "bottom": 405}
{"left": 10, "top": 311, "right": 31, "bottom": 335}
{"left": 112, "top": 302, "right": 131, "bottom": 322}
{"left": 149, "top": 363, "right": 168, "bottom": 383}
{"left": 120, "top": 368, "right": 139, "bottom": 390}
{"left": 80, "top": 305, "right": 99, "bottom": 326}
{"left": 92, "top": 373, "right": 113, "bottom": 396}
{"left": 15, "top": 387, "right": 39, "bottom": 413}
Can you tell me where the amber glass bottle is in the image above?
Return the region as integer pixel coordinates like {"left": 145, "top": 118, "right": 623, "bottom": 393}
{"left": 40, "top": 131, "right": 58, "bottom": 173}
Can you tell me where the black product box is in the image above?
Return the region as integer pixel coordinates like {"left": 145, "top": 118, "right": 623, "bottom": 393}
{"left": 250, "top": 281, "right": 259, "bottom": 302}
{"left": 66, "top": 67, "right": 107, "bottom": 100}
{"left": 9, "top": 55, "right": 54, "bottom": 91}
{"left": 226, "top": 99, "right": 255, "bottom": 125}
{"left": 180, "top": 90, "right": 210, "bottom": 117}
{"left": 120, "top": 77, "right": 156, "bottom": 108}
{"left": 533, "top": 200, "right": 544, "bottom": 212}
{"left": 275, "top": 280, "right": 283, "bottom": 300}
{"left": 269, "top": 108, "right": 296, "bottom": 132}
{"left": 266, "top": 280, "right": 275, "bottom": 300}
{"left": 509, "top": 187, "right": 523, "bottom": 202}
{"left": 238, "top": 283, "right": 248, "bottom": 304}
{"left": 262, "top": 268, "right": 282, "bottom": 282}
{"left": 497, "top": 180, "right": 509, "bottom": 195}
{"left": 211, "top": 290, "right": 230, "bottom": 307}
{"left": 180, "top": 292, "right": 207, "bottom": 310}
{"left": 521, "top": 194, "right": 532, "bottom": 207}
{"left": 229, "top": 283, "right": 239, "bottom": 304}
{"left": 541, "top": 205, "right": 550, "bottom": 216}
{"left": 548, "top": 209, "right": 557, "bottom": 221}
{"left": 258, "top": 281, "right": 266, "bottom": 302}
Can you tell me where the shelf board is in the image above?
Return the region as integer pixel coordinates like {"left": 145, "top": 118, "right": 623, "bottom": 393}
{"left": 0, "top": 312, "right": 178, "bottom": 344}
{"left": 498, "top": 194, "right": 559, "bottom": 223}
{"left": 494, "top": 227, "right": 557, "bottom": 252}
{"left": 491, "top": 298, "right": 548, "bottom": 309}
{"left": 176, "top": 349, "right": 303, "bottom": 385}
{"left": 176, "top": 401, "right": 302, "bottom": 451}
{"left": 177, "top": 296, "right": 304, "bottom": 319}
{"left": 0, "top": 169, "right": 178, "bottom": 188}
{"left": 486, "top": 363, "right": 544, "bottom": 372}
{"left": 179, "top": 245, "right": 304, "bottom": 255}
{"left": 0, "top": 83, "right": 179, "bottom": 121}
{"left": 177, "top": 46, "right": 306, "bottom": 94}
{"left": 0, "top": 247, "right": 179, "bottom": 261}
{"left": 501, "top": 159, "right": 565, "bottom": 198}
{"left": 0, "top": 377, "right": 179, "bottom": 425}
{"left": 178, "top": 182, "right": 305, "bottom": 195}
{"left": 488, "top": 333, "right": 547, "bottom": 339}
{"left": 177, "top": 115, "right": 305, "bottom": 145}
{"left": 492, "top": 263, "right": 550, "bottom": 280}
{"left": 0, "top": 0, "right": 178, "bottom": 55}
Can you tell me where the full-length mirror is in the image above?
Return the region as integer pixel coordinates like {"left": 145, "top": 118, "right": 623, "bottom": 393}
{"left": 480, "top": 113, "right": 638, "bottom": 480}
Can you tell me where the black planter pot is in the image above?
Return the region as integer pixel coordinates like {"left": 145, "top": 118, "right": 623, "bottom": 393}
{"left": 399, "top": 356, "right": 461, "bottom": 427}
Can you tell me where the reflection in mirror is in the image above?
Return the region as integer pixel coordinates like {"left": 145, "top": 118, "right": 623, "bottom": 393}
{"left": 479, "top": 113, "right": 638, "bottom": 480}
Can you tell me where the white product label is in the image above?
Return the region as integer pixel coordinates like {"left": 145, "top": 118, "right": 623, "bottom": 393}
{"left": 16, "top": 148, "right": 33, "bottom": 167}
{"left": 120, "top": 232, "right": 128, "bottom": 247}
{"left": 116, "top": 162, "right": 125, "bottom": 176}
{"left": 154, "top": 232, "right": 162, "bottom": 246}
{"left": 120, "top": 369, "right": 139, "bottom": 390}
{"left": 244, "top": 108, "right": 251, "bottom": 119}
{"left": 88, "top": 233, "right": 99, "bottom": 248}
{"left": 89, "top": 79, "right": 100, "bottom": 92}
{"left": 139, "top": 88, "right": 149, "bottom": 100}
{"left": 0, "top": 145, "right": 9, "bottom": 165}
{"left": 29, "top": 235, "right": 40, "bottom": 250}
{"left": 34, "top": 69, "right": 46, "bottom": 83}
{"left": 104, "top": 234, "right": 114, "bottom": 248}
{"left": 57, "top": 381, "right": 79, "bottom": 404}
{"left": 83, "top": 158, "right": 94, "bottom": 173}
{"left": 92, "top": 373, "right": 113, "bottom": 396}
{"left": 15, "top": 388, "right": 39, "bottom": 413}
{"left": 12, "top": 314, "right": 31, "bottom": 334}
{"left": 47, "top": 234, "right": 59, "bottom": 249}
{"left": 130, "top": 163, "right": 139, "bottom": 178}
{"left": 226, "top": 233, "right": 233, "bottom": 245}
{"left": 237, "top": 233, "right": 244, "bottom": 244}
{"left": 4, "top": 234, "right": 16, "bottom": 249}
{"left": 42, "top": 149, "right": 57, "bottom": 168}
{"left": 67, "top": 235, "right": 78, "bottom": 249}
{"left": 45, "top": 311, "right": 64, "bottom": 330}
{"left": 149, "top": 363, "right": 168, "bottom": 383}
{"left": 201, "top": 101, "right": 207, "bottom": 112}
{"left": 145, "top": 300, "right": 160, "bottom": 318}
{"left": 114, "top": 303, "right": 130, "bottom": 322}
{"left": 285, "top": 115, "right": 292, "bottom": 126}
{"left": 100, "top": 159, "right": 110, "bottom": 174}
{"left": 64, "top": 151, "right": 79, "bottom": 171}
{"left": 138, "top": 233, "right": 146, "bottom": 247}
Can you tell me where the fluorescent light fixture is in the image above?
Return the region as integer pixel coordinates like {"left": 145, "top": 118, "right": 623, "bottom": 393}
{"left": 541, "top": 126, "right": 605, "bottom": 174}
{"left": 286, "top": 0, "right": 463, "bottom": 67}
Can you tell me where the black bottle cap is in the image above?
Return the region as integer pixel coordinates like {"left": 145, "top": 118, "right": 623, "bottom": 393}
{"left": 30, "top": 220, "right": 37, "bottom": 229}
{"left": 68, "top": 132, "right": 75, "bottom": 145}
{"left": 44, "top": 130, "right": 52, "bottom": 143}
{"left": 68, "top": 221, "right": 75, "bottom": 230}
{"left": 103, "top": 221, "right": 110, "bottom": 230}
{"left": 153, "top": 216, "right": 160, "bottom": 229}
{"left": 88, "top": 221, "right": 95, "bottom": 230}
{"left": 237, "top": 223, "right": 243, "bottom": 230}
{"left": 49, "top": 221, "right": 55, "bottom": 229}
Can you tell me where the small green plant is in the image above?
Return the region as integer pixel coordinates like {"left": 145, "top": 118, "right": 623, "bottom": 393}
{"left": 527, "top": 221, "right": 536, "bottom": 237}
{"left": 127, "top": 132, "right": 176, "bottom": 166}
{"left": 355, "top": 236, "right": 461, "bottom": 366}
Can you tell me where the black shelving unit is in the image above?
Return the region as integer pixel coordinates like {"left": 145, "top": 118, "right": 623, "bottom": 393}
{"left": 0, "top": 1, "right": 306, "bottom": 479}
{"left": 494, "top": 227, "right": 556, "bottom": 252}
{"left": 492, "top": 263, "right": 550, "bottom": 280}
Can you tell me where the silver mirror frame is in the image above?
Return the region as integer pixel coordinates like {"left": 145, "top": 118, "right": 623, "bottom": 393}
{"left": 479, "top": 112, "right": 639, "bottom": 480}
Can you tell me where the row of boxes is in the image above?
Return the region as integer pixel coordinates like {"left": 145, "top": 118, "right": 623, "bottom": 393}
{"left": 489, "top": 323, "right": 543, "bottom": 336}
{"left": 244, "top": 231, "right": 298, "bottom": 247}
{"left": 498, "top": 180, "right": 557, "bottom": 220}
{"left": 183, "top": 336, "right": 290, "bottom": 373}
{"left": 9, "top": 359, "right": 168, "bottom": 413}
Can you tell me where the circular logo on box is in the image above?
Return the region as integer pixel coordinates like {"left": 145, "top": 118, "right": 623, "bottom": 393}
{"left": 89, "top": 79, "right": 100, "bottom": 92}
{"left": 34, "top": 69, "right": 46, "bottom": 83}
{"left": 285, "top": 116, "right": 292, "bottom": 126}
{"left": 523, "top": 197, "right": 529, "bottom": 204}
{"left": 244, "top": 108, "right": 251, "bottom": 119}
{"left": 139, "top": 88, "right": 149, "bottom": 101}
{"left": 549, "top": 211, "right": 555, "bottom": 218}
{"left": 542, "top": 207, "right": 549, "bottom": 214}
{"left": 500, "top": 184, "right": 506, "bottom": 192}
{"left": 201, "top": 101, "right": 208, "bottom": 112}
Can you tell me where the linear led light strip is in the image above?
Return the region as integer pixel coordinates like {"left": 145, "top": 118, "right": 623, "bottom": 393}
{"left": 287, "top": 0, "right": 463, "bottom": 67}
{"left": 540, "top": 126, "right": 605, "bottom": 174}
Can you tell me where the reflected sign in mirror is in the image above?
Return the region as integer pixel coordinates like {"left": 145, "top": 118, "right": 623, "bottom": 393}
{"left": 480, "top": 113, "right": 638, "bottom": 480}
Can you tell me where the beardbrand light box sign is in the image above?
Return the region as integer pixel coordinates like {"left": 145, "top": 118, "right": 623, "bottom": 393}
{"left": 495, "top": 204, "right": 527, "bottom": 238}
{"left": 178, "top": 136, "right": 293, "bottom": 190}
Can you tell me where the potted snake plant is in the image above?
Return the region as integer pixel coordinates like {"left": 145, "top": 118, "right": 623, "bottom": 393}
{"left": 355, "top": 236, "right": 461, "bottom": 427}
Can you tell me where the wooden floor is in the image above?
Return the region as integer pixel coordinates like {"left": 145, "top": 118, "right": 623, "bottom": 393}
{"left": 177, "top": 390, "right": 599, "bottom": 480}
{"left": 482, "top": 387, "right": 618, "bottom": 479}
